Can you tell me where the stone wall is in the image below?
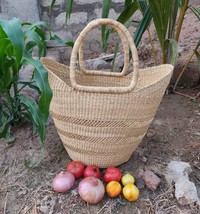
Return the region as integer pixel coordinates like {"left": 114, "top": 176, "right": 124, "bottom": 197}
{"left": 39, "top": 0, "right": 124, "bottom": 62}
{"left": 0, "top": 0, "right": 39, "bottom": 22}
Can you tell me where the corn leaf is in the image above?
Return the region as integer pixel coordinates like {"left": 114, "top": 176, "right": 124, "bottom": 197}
{"left": 50, "top": 34, "right": 74, "bottom": 47}
{"left": 0, "top": 18, "right": 24, "bottom": 69}
{"left": 19, "top": 95, "right": 46, "bottom": 145}
{"left": 24, "top": 29, "right": 46, "bottom": 57}
{"left": 23, "top": 52, "right": 52, "bottom": 122}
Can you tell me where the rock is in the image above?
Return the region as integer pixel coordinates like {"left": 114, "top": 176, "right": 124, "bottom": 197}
{"left": 172, "top": 60, "right": 200, "bottom": 88}
{"left": 175, "top": 177, "right": 200, "bottom": 205}
{"left": 141, "top": 156, "right": 148, "bottom": 163}
{"left": 146, "top": 129, "right": 156, "bottom": 139}
{"left": 113, "top": 54, "right": 124, "bottom": 71}
{"left": 142, "top": 169, "right": 161, "bottom": 191}
{"left": 165, "top": 161, "right": 200, "bottom": 206}
{"left": 165, "top": 161, "right": 192, "bottom": 183}
{"left": 40, "top": 205, "right": 49, "bottom": 213}
{"left": 136, "top": 179, "right": 145, "bottom": 190}
{"left": 85, "top": 58, "right": 110, "bottom": 70}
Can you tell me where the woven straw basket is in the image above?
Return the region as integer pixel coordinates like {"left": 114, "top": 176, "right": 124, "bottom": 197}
{"left": 41, "top": 19, "right": 174, "bottom": 168}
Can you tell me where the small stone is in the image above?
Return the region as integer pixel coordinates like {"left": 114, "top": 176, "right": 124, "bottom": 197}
{"left": 146, "top": 129, "right": 156, "bottom": 139}
{"left": 142, "top": 169, "right": 161, "bottom": 191}
{"left": 175, "top": 177, "right": 200, "bottom": 205}
{"left": 85, "top": 58, "right": 110, "bottom": 70}
{"left": 18, "top": 189, "right": 27, "bottom": 196}
{"left": 141, "top": 156, "right": 148, "bottom": 163}
{"left": 71, "top": 188, "right": 78, "bottom": 196}
{"left": 136, "top": 179, "right": 145, "bottom": 190}
{"left": 165, "top": 161, "right": 192, "bottom": 183}
{"left": 40, "top": 205, "right": 49, "bottom": 213}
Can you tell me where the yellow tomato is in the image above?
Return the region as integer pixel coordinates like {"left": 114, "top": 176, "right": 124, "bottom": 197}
{"left": 122, "top": 183, "right": 139, "bottom": 202}
{"left": 106, "top": 181, "right": 122, "bottom": 198}
{"left": 121, "top": 173, "right": 135, "bottom": 186}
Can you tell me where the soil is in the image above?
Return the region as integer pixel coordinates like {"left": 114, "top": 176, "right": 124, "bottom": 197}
{"left": 1, "top": 5, "right": 200, "bottom": 214}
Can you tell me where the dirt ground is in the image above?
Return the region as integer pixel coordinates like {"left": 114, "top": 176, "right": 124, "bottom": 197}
{"left": 0, "top": 90, "right": 200, "bottom": 214}
{"left": 1, "top": 5, "right": 200, "bottom": 214}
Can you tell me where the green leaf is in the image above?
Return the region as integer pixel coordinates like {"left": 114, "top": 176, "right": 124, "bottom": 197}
{"left": 133, "top": 5, "right": 152, "bottom": 47}
{"left": 66, "top": 0, "right": 74, "bottom": 19}
{"left": 0, "top": 38, "right": 10, "bottom": 70}
{"left": 101, "top": 0, "right": 112, "bottom": 50}
{"left": 24, "top": 29, "right": 45, "bottom": 57}
{"left": 149, "top": 0, "right": 172, "bottom": 46}
{"left": 19, "top": 95, "right": 46, "bottom": 145}
{"left": 195, "top": 50, "right": 200, "bottom": 71}
{"left": 191, "top": 6, "right": 200, "bottom": 21}
{"left": 125, "top": 0, "right": 133, "bottom": 8}
{"left": 22, "top": 52, "right": 52, "bottom": 122}
{"left": 0, "top": 115, "right": 13, "bottom": 138}
{"left": 168, "top": 39, "right": 178, "bottom": 65}
{"left": 50, "top": 34, "right": 74, "bottom": 47}
{"left": 117, "top": 2, "right": 138, "bottom": 24}
{"left": 50, "top": 0, "right": 57, "bottom": 12}
{"left": 136, "top": 0, "right": 148, "bottom": 14}
{"left": 0, "top": 18, "right": 24, "bottom": 69}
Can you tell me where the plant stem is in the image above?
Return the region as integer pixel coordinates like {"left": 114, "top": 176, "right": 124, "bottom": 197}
{"left": 173, "top": 50, "right": 195, "bottom": 92}
{"left": 175, "top": 0, "right": 189, "bottom": 42}
{"left": 162, "top": 40, "right": 166, "bottom": 64}
{"left": 147, "top": 27, "right": 158, "bottom": 65}
{"left": 5, "top": 89, "right": 14, "bottom": 114}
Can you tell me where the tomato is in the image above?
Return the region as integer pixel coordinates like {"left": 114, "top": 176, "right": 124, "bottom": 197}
{"left": 66, "top": 161, "right": 85, "bottom": 179}
{"left": 121, "top": 173, "right": 135, "bottom": 186}
{"left": 106, "top": 181, "right": 122, "bottom": 198}
{"left": 104, "top": 167, "right": 122, "bottom": 183}
{"left": 84, "top": 165, "right": 101, "bottom": 179}
{"left": 122, "top": 183, "right": 139, "bottom": 202}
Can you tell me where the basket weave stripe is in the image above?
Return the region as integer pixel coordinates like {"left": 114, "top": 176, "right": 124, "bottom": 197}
{"left": 57, "top": 127, "right": 145, "bottom": 143}
{"left": 51, "top": 112, "right": 153, "bottom": 128}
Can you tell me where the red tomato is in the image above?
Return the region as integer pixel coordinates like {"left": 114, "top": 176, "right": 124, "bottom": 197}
{"left": 84, "top": 165, "right": 101, "bottom": 179}
{"left": 66, "top": 161, "right": 85, "bottom": 179}
{"left": 104, "top": 167, "right": 122, "bottom": 183}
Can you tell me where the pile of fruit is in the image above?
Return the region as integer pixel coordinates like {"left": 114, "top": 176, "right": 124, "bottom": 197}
{"left": 52, "top": 161, "right": 140, "bottom": 204}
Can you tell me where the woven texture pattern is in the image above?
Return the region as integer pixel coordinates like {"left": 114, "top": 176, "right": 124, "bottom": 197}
{"left": 41, "top": 19, "right": 174, "bottom": 167}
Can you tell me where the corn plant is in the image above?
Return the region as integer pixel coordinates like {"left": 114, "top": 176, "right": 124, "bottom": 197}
{"left": 0, "top": 18, "right": 73, "bottom": 145}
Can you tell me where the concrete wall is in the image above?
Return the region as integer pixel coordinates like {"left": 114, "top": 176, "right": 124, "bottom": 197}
{"left": 0, "top": 0, "right": 40, "bottom": 22}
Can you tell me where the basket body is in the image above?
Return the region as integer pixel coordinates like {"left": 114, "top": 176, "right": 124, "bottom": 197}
{"left": 42, "top": 58, "right": 173, "bottom": 167}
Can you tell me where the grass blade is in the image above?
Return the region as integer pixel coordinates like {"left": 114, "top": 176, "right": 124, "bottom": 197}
{"left": 191, "top": 6, "right": 200, "bottom": 21}
{"left": 50, "top": 0, "right": 57, "bottom": 12}
{"left": 66, "top": 0, "right": 74, "bottom": 19}
{"left": 195, "top": 50, "right": 200, "bottom": 71}
{"left": 133, "top": 5, "right": 152, "bottom": 47}
{"left": 101, "top": 0, "right": 112, "bottom": 50}
{"left": 117, "top": 2, "right": 138, "bottom": 24}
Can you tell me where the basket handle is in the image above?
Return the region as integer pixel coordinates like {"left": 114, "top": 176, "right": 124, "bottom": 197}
{"left": 78, "top": 22, "right": 130, "bottom": 76}
{"left": 70, "top": 18, "right": 139, "bottom": 94}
